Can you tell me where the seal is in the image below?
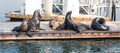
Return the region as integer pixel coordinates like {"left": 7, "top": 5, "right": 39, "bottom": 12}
{"left": 12, "top": 19, "right": 32, "bottom": 37}
{"left": 49, "top": 19, "right": 59, "bottom": 30}
{"left": 12, "top": 9, "right": 42, "bottom": 37}
{"left": 91, "top": 17, "right": 109, "bottom": 31}
{"left": 63, "top": 11, "right": 80, "bottom": 33}
{"left": 28, "top": 9, "right": 42, "bottom": 30}
{"left": 49, "top": 11, "right": 91, "bottom": 33}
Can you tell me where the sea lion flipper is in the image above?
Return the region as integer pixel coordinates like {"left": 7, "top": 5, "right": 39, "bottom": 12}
{"left": 26, "top": 32, "right": 32, "bottom": 37}
{"left": 16, "top": 32, "right": 21, "bottom": 37}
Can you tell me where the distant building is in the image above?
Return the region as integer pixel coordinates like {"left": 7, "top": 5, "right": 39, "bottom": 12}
{"left": 3, "top": 0, "right": 120, "bottom": 21}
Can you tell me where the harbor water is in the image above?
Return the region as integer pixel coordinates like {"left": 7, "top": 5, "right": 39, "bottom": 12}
{"left": 0, "top": 0, "right": 25, "bottom": 21}
{"left": 0, "top": 39, "right": 120, "bottom": 53}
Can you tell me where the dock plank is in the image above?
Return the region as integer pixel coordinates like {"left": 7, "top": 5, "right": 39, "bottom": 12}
{"left": 0, "top": 21, "right": 120, "bottom": 40}
{"left": 0, "top": 30, "right": 120, "bottom": 40}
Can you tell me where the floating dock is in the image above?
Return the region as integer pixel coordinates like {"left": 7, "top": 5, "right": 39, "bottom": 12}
{"left": 5, "top": 12, "right": 110, "bottom": 21}
{"left": 0, "top": 30, "right": 120, "bottom": 40}
{"left": 0, "top": 21, "right": 120, "bottom": 40}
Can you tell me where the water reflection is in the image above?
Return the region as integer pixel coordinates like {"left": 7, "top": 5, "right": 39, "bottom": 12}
{"left": 0, "top": 41, "right": 19, "bottom": 53}
{"left": 0, "top": 39, "right": 120, "bottom": 53}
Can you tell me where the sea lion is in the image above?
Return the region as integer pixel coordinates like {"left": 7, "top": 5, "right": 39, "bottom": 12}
{"left": 77, "top": 23, "right": 90, "bottom": 31}
{"left": 12, "top": 19, "right": 32, "bottom": 37}
{"left": 49, "top": 19, "right": 61, "bottom": 30}
{"left": 49, "top": 11, "right": 91, "bottom": 33}
{"left": 91, "top": 17, "right": 109, "bottom": 31}
{"left": 12, "top": 26, "right": 20, "bottom": 32}
{"left": 20, "top": 19, "right": 28, "bottom": 32}
{"left": 63, "top": 11, "right": 80, "bottom": 33}
{"left": 12, "top": 9, "right": 42, "bottom": 37}
{"left": 28, "top": 9, "right": 42, "bottom": 30}
{"left": 49, "top": 11, "right": 81, "bottom": 33}
{"left": 49, "top": 20, "right": 90, "bottom": 32}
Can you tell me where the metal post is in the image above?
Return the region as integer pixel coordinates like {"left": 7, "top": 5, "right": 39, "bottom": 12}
{"left": 88, "top": 0, "right": 92, "bottom": 15}
{"left": 109, "top": 0, "right": 113, "bottom": 20}
{"left": 44, "top": 0, "right": 53, "bottom": 19}
{"left": 111, "top": 0, "right": 116, "bottom": 21}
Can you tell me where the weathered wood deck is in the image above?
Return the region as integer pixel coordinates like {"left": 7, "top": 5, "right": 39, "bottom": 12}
{"left": 0, "top": 21, "right": 120, "bottom": 40}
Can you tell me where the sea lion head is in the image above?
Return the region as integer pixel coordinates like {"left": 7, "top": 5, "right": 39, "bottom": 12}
{"left": 96, "top": 17, "right": 105, "bottom": 24}
{"left": 49, "top": 20, "right": 60, "bottom": 30}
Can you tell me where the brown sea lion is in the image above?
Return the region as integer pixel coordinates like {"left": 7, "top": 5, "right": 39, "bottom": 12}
{"left": 12, "top": 9, "right": 42, "bottom": 37}
{"left": 49, "top": 19, "right": 61, "bottom": 30}
{"left": 28, "top": 9, "right": 42, "bottom": 30}
{"left": 12, "top": 19, "right": 32, "bottom": 37}
{"left": 20, "top": 19, "right": 28, "bottom": 32}
{"left": 49, "top": 11, "right": 90, "bottom": 33}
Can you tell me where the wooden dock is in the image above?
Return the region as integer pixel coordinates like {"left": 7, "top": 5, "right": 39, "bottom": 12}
{"left": 0, "top": 30, "right": 120, "bottom": 40}
{"left": 0, "top": 21, "right": 120, "bottom": 40}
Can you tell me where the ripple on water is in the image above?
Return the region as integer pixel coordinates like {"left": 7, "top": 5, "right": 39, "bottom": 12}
{"left": 0, "top": 39, "right": 119, "bottom": 53}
